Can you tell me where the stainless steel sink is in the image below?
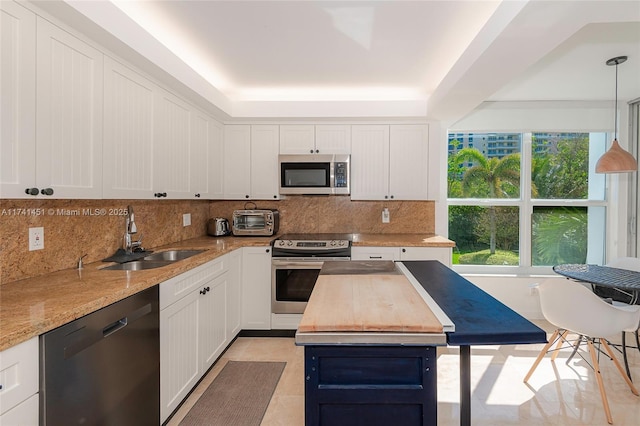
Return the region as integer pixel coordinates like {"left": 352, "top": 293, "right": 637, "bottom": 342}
{"left": 143, "top": 249, "right": 205, "bottom": 262}
{"left": 102, "top": 260, "right": 174, "bottom": 271}
{"left": 101, "top": 249, "right": 206, "bottom": 271}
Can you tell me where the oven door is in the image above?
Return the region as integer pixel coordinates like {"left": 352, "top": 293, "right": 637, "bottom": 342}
{"left": 271, "top": 259, "right": 324, "bottom": 314}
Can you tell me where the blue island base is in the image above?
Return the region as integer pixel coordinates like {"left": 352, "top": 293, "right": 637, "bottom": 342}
{"left": 304, "top": 345, "right": 437, "bottom": 426}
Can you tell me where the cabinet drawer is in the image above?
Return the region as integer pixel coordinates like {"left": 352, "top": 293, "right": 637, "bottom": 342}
{"left": 351, "top": 247, "right": 400, "bottom": 261}
{"left": 0, "top": 337, "right": 38, "bottom": 416}
{"left": 0, "top": 393, "right": 38, "bottom": 425}
{"left": 160, "top": 255, "right": 227, "bottom": 309}
{"left": 400, "top": 247, "right": 452, "bottom": 267}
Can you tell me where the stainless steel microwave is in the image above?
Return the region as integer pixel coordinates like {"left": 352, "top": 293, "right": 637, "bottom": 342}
{"left": 279, "top": 154, "right": 350, "bottom": 195}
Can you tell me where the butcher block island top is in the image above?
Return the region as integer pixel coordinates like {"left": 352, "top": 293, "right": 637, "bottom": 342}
{"left": 296, "top": 261, "right": 450, "bottom": 346}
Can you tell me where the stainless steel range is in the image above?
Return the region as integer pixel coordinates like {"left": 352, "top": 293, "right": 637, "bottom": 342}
{"left": 271, "top": 234, "right": 352, "bottom": 314}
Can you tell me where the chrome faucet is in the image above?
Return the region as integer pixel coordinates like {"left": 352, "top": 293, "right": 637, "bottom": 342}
{"left": 123, "top": 205, "right": 143, "bottom": 254}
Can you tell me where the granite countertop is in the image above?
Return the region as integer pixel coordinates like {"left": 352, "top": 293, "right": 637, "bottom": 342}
{"left": 0, "top": 233, "right": 452, "bottom": 351}
{"left": 0, "top": 235, "right": 275, "bottom": 351}
{"left": 352, "top": 233, "right": 455, "bottom": 247}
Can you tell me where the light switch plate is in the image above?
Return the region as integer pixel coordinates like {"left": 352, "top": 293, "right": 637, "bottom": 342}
{"left": 183, "top": 213, "right": 191, "bottom": 227}
{"left": 29, "top": 227, "right": 44, "bottom": 251}
{"left": 382, "top": 208, "right": 390, "bottom": 223}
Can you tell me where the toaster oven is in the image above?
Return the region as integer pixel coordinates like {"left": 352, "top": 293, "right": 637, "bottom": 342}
{"left": 232, "top": 209, "right": 279, "bottom": 236}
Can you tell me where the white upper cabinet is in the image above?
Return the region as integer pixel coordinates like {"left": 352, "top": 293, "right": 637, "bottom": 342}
{"left": 191, "top": 111, "right": 224, "bottom": 199}
{"left": 0, "top": 2, "right": 36, "bottom": 199}
{"left": 389, "top": 124, "right": 429, "bottom": 200}
{"left": 280, "top": 124, "right": 351, "bottom": 154}
{"left": 279, "top": 125, "right": 316, "bottom": 154}
{"left": 223, "top": 125, "right": 252, "bottom": 199}
{"left": 36, "top": 17, "right": 103, "bottom": 199}
{"left": 351, "top": 125, "right": 390, "bottom": 200}
{"left": 153, "top": 89, "right": 192, "bottom": 199}
{"left": 250, "top": 125, "right": 280, "bottom": 200}
{"left": 351, "top": 124, "right": 428, "bottom": 200}
{"left": 315, "top": 125, "right": 351, "bottom": 154}
{"left": 224, "top": 125, "right": 279, "bottom": 200}
{"left": 1, "top": 11, "right": 103, "bottom": 199}
{"left": 103, "top": 57, "right": 155, "bottom": 199}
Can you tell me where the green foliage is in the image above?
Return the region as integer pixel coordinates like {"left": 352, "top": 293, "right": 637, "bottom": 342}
{"left": 532, "top": 136, "right": 589, "bottom": 199}
{"left": 458, "top": 249, "right": 519, "bottom": 266}
{"left": 532, "top": 207, "right": 588, "bottom": 265}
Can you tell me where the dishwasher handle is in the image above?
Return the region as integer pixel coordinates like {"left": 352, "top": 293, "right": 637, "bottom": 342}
{"left": 102, "top": 317, "right": 128, "bottom": 338}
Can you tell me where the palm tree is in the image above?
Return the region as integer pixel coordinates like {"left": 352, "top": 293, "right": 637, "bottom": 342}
{"left": 453, "top": 148, "right": 520, "bottom": 254}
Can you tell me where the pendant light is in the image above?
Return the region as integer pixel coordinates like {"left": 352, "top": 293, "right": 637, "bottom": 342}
{"left": 595, "top": 55, "right": 637, "bottom": 173}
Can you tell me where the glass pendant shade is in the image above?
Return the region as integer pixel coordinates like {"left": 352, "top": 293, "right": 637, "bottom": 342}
{"left": 595, "top": 55, "right": 637, "bottom": 174}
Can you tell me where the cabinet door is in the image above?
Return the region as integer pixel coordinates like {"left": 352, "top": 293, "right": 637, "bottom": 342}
{"left": 154, "top": 89, "right": 192, "bottom": 198}
{"left": 242, "top": 246, "right": 272, "bottom": 330}
{"left": 400, "top": 247, "right": 452, "bottom": 267}
{"left": 160, "top": 290, "right": 200, "bottom": 422}
{"left": 223, "top": 125, "right": 251, "bottom": 199}
{"left": 103, "top": 57, "right": 155, "bottom": 199}
{"left": 279, "top": 124, "right": 315, "bottom": 154}
{"left": 389, "top": 125, "right": 429, "bottom": 200}
{"left": 36, "top": 17, "right": 103, "bottom": 198}
{"left": 191, "top": 111, "right": 224, "bottom": 199}
{"left": 315, "top": 125, "right": 351, "bottom": 154}
{"left": 351, "top": 125, "right": 390, "bottom": 200}
{"left": 227, "top": 249, "right": 242, "bottom": 338}
{"left": 199, "top": 272, "right": 228, "bottom": 373}
{"left": 0, "top": 2, "right": 36, "bottom": 199}
{"left": 251, "top": 125, "right": 280, "bottom": 200}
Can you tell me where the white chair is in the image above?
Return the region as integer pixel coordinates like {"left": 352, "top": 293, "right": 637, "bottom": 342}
{"left": 524, "top": 277, "right": 640, "bottom": 424}
{"left": 606, "top": 257, "right": 640, "bottom": 377}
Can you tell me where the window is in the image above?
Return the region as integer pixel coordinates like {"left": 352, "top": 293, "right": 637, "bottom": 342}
{"left": 448, "top": 132, "right": 608, "bottom": 274}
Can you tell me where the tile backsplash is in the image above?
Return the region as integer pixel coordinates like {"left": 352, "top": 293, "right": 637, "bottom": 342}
{"left": 1, "top": 197, "right": 433, "bottom": 283}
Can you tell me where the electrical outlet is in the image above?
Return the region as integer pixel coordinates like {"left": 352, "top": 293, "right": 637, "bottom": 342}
{"left": 183, "top": 213, "right": 191, "bottom": 227}
{"left": 528, "top": 283, "right": 539, "bottom": 296}
{"left": 382, "top": 208, "right": 390, "bottom": 223}
{"left": 29, "top": 227, "right": 44, "bottom": 251}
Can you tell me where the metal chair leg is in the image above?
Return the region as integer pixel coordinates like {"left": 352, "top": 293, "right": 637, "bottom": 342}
{"left": 566, "top": 335, "right": 583, "bottom": 365}
{"left": 622, "top": 331, "right": 632, "bottom": 381}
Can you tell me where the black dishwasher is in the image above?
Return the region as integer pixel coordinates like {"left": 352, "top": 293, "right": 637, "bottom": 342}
{"left": 40, "top": 285, "right": 159, "bottom": 426}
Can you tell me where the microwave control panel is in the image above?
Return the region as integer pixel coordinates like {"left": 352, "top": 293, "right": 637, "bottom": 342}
{"left": 334, "top": 162, "right": 348, "bottom": 188}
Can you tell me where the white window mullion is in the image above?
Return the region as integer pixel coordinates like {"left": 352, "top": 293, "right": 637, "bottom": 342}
{"left": 520, "top": 133, "right": 533, "bottom": 268}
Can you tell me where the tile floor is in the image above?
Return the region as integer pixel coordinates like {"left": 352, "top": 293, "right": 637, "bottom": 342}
{"left": 167, "top": 321, "right": 640, "bottom": 425}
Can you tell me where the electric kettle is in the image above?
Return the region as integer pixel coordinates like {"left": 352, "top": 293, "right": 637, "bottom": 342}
{"left": 207, "top": 217, "right": 230, "bottom": 236}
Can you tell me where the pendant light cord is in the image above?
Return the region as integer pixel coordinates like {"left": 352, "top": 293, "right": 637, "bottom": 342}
{"left": 614, "top": 60, "right": 618, "bottom": 141}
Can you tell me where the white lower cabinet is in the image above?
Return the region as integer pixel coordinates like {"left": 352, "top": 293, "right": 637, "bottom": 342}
{"left": 352, "top": 246, "right": 452, "bottom": 267}
{"left": 399, "top": 247, "right": 452, "bottom": 267}
{"left": 160, "top": 254, "right": 241, "bottom": 423}
{"left": 227, "top": 249, "right": 242, "bottom": 338}
{"left": 0, "top": 337, "right": 38, "bottom": 423}
{"left": 242, "top": 246, "right": 272, "bottom": 330}
{"left": 0, "top": 393, "right": 38, "bottom": 426}
{"left": 351, "top": 246, "right": 400, "bottom": 261}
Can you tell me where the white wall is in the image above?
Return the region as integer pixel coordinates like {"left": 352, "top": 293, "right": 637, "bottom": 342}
{"left": 464, "top": 275, "right": 547, "bottom": 319}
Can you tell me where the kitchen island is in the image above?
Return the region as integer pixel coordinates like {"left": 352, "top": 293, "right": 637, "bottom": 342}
{"left": 296, "top": 261, "right": 452, "bottom": 426}
{"left": 296, "top": 260, "right": 547, "bottom": 426}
